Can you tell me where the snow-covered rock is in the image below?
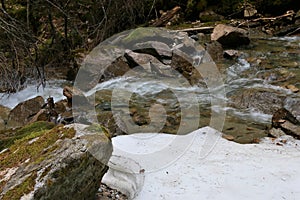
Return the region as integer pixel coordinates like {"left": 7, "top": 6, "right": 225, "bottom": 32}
{"left": 103, "top": 126, "right": 300, "bottom": 200}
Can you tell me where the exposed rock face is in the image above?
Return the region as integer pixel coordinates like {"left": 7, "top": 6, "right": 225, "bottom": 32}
{"left": 8, "top": 96, "right": 45, "bottom": 126}
{"left": 211, "top": 24, "right": 250, "bottom": 48}
{"left": 230, "top": 88, "right": 286, "bottom": 115}
{"left": 0, "top": 123, "right": 112, "bottom": 200}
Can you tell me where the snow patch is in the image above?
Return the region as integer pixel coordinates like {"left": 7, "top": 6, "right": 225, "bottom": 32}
{"left": 103, "top": 126, "right": 300, "bottom": 199}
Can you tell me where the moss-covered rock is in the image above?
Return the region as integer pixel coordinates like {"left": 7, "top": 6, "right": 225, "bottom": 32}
{"left": 0, "top": 123, "right": 112, "bottom": 200}
{"left": 0, "top": 121, "right": 55, "bottom": 151}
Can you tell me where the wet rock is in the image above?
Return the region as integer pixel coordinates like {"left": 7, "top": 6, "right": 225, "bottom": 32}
{"left": 0, "top": 123, "right": 112, "bottom": 200}
{"left": 8, "top": 96, "right": 45, "bottom": 126}
{"left": 170, "top": 51, "right": 204, "bottom": 86}
{"left": 205, "top": 41, "right": 223, "bottom": 61}
{"left": 29, "top": 109, "right": 48, "bottom": 123}
{"left": 223, "top": 50, "right": 241, "bottom": 59}
{"left": 280, "top": 121, "right": 300, "bottom": 139}
{"left": 63, "top": 86, "right": 87, "bottom": 107}
{"left": 230, "top": 88, "right": 286, "bottom": 115}
{"left": 211, "top": 24, "right": 250, "bottom": 48}
{"left": 124, "top": 50, "right": 170, "bottom": 76}
{"left": 284, "top": 97, "right": 300, "bottom": 121}
{"left": 54, "top": 99, "right": 68, "bottom": 113}
{"left": 133, "top": 41, "right": 172, "bottom": 61}
{"left": 97, "top": 111, "right": 125, "bottom": 137}
{"left": 271, "top": 108, "right": 300, "bottom": 139}
{"left": 99, "top": 56, "right": 131, "bottom": 83}
{"left": 272, "top": 108, "right": 299, "bottom": 127}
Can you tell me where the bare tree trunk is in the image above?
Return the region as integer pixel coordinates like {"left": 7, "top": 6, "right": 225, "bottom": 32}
{"left": 26, "top": 0, "right": 30, "bottom": 29}
{"left": 64, "top": 15, "right": 68, "bottom": 49}
{"left": 1, "top": 0, "right": 6, "bottom": 11}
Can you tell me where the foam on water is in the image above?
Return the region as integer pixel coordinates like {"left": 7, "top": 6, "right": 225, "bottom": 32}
{"left": 0, "top": 80, "right": 68, "bottom": 109}
{"left": 85, "top": 76, "right": 205, "bottom": 97}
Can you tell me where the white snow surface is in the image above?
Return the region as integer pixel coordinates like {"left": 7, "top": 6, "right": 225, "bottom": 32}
{"left": 102, "top": 126, "right": 300, "bottom": 200}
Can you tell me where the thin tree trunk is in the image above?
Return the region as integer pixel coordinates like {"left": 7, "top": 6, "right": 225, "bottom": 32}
{"left": 26, "top": 0, "right": 30, "bottom": 29}
{"left": 1, "top": 0, "right": 6, "bottom": 11}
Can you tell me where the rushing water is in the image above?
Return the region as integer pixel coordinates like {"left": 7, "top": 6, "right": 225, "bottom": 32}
{"left": 1, "top": 36, "right": 299, "bottom": 143}
{"left": 0, "top": 80, "right": 70, "bottom": 109}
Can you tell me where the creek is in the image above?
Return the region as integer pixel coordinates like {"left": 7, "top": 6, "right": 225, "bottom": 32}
{"left": 0, "top": 36, "right": 299, "bottom": 144}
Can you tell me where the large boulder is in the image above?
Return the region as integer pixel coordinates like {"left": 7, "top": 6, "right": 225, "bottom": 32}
{"left": 8, "top": 96, "right": 45, "bottom": 126}
{"left": 0, "top": 123, "right": 112, "bottom": 200}
{"left": 211, "top": 24, "right": 250, "bottom": 48}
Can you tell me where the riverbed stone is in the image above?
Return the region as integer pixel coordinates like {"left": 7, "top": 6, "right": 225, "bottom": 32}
{"left": 211, "top": 24, "right": 250, "bottom": 48}
{"left": 8, "top": 96, "right": 45, "bottom": 126}
{"left": 271, "top": 108, "right": 300, "bottom": 139}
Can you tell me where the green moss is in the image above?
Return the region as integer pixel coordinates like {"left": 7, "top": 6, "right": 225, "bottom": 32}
{"left": 166, "top": 23, "right": 194, "bottom": 30}
{"left": 85, "top": 124, "right": 111, "bottom": 140}
{"left": 2, "top": 172, "right": 37, "bottom": 200}
{"left": 0, "top": 121, "right": 55, "bottom": 151}
{"left": 122, "top": 27, "right": 157, "bottom": 44}
{"left": 0, "top": 125, "right": 75, "bottom": 171}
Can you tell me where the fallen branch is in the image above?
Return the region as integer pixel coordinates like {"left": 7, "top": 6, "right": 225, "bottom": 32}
{"left": 174, "top": 26, "right": 214, "bottom": 33}
{"left": 251, "top": 10, "right": 294, "bottom": 22}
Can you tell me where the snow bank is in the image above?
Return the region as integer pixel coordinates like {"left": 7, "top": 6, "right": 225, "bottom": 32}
{"left": 102, "top": 126, "right": 300, "bottom": 200}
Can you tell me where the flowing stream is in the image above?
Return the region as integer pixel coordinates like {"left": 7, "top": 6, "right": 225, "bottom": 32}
{"left": 1, "top": 36, "right": 299, "bottom": 143}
